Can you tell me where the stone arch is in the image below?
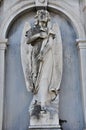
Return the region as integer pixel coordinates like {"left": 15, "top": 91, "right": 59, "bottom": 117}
{"left": 0, "top": 0, "right": 85, "bottom": 40}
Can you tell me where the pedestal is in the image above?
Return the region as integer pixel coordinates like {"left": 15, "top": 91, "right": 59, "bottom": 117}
{"left": 29, "top": 98, "right": 61, "bottom": 130}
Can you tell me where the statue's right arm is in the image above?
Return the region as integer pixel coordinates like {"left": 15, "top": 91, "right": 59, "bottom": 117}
{"left": 26, "top": 33, "right": 40, "bottom": 44}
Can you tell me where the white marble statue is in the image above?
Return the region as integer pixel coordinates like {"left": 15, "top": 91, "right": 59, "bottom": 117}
{"left": 21, "top": 10, "right": 63, "bottom": 128}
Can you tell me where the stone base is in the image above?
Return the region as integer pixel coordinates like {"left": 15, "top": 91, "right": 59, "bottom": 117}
{"left": 29, "top": 125, "right": 62, "bottom": 130}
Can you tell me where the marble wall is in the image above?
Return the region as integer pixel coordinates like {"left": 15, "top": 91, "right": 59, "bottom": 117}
{"left": 3, "top": 10, "right": 84, "bottom": 130}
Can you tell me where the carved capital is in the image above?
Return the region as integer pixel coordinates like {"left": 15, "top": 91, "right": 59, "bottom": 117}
{"left": 76, "top": 39, "right": 86, "bottom": 49}
{"left": 0, "top": 39, "right": 8, "bottom": 50}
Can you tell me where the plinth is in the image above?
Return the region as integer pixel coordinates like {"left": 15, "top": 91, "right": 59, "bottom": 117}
{"left": 29, "top": 125, "right": 62, "bottom": 130}
{"left": 29, "top": 109, "right": 62, "bottom": 130}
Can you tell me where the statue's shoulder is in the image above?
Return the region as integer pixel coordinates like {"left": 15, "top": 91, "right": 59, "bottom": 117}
{"left": 26, "top": 25, "right": 40, "bottom": 38}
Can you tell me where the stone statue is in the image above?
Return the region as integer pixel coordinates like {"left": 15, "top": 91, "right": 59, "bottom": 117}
{"left": 21, "top": 10, "right": 63, "bottom": 129}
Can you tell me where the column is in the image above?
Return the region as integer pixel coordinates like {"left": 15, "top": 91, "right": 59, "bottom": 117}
{"left": 77, "top": 39, "right": 86, "bottom": 130}
{"left": 83, "top": 0, "right": 86, "bottom": 32}
{"left": 0, "top": 39, "right": 8, "bottom": 130}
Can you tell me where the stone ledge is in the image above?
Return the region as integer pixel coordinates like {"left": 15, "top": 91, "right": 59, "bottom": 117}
{"left": 29, "top": 125, "right": 62, "bottom": 130}
{"left": 29, "top": 128, "right": 61, "bottom": 130}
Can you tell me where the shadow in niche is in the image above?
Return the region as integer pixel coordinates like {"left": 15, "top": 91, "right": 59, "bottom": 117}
{"left": 59, "top": 119, "right": 67, "bottom": 130}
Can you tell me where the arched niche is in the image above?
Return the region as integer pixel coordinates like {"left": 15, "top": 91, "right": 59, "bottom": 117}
{"left": 0, "top": 1, "right": 85, "bottom": 40}
{"left": 3, "top": 6, "right": 84, "bottom": 130}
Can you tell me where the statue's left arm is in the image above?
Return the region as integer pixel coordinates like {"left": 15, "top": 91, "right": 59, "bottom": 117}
{"left": 37, "top": 29, "right": 55, "bottom": 60}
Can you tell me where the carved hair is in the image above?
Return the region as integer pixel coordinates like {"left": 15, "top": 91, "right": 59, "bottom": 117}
{"left": 35, "top": 10, "right": 50, "bottom": 25}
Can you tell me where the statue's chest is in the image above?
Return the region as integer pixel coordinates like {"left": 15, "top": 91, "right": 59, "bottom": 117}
{"left": 32, "top": 40, "right": 42, "bottom": 58}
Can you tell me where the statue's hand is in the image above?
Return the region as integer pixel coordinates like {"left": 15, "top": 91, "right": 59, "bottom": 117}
{"left": 48, "top": 29, "right": 56, "bottom": 39}
{"left": 37, "top": 52, "right": 43, "bottom": 61}
{"left": 40, "top": 32, "right": 48, "bottom": 39}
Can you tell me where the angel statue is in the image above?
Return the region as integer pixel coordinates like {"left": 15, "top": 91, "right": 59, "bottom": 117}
{"left": 21, "top": 9, "right": 63, "bottom": 128}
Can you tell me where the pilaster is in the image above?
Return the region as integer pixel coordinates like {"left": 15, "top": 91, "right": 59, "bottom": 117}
{"left": 0, "top": 39, "right": 8, "bottom": 130}
{"left": 77, "top": 39, "right": 86, "bottom": 130}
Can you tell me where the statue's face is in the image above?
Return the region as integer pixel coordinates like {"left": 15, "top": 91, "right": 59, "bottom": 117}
{"left": 37, "top": 10, "right": 50, "bottom": 23}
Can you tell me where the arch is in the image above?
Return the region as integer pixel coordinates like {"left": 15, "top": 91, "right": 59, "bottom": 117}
{"left": 0, "top": 0, "right": 85, "bottom": 40}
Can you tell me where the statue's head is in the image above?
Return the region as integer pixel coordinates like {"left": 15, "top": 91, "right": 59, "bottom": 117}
{"left": 35, "top": 10, "right": 50, "bottom": 25}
